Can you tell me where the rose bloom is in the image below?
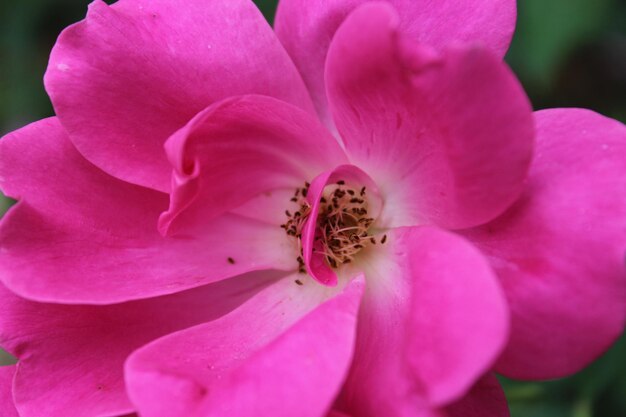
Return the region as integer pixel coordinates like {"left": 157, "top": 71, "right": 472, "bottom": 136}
{"left": 1, "top": 0, "right": 625, "bottom": 416}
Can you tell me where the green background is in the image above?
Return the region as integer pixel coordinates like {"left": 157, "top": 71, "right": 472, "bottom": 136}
{"left": 0, "top": 1, "right": 625, "bottom": 416}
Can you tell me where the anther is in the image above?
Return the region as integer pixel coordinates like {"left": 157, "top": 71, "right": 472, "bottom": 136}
{"left": 282, "top": 179, "right": 376, "bottom": 270}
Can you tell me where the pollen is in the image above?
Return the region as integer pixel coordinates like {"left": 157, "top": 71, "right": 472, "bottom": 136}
{"left": 281, "top": 180, "right": 378, "bottom": 271}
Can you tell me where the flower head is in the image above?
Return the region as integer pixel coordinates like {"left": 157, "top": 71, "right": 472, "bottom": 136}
{"left": 1, "top": 1, "right": 625, "bottom": 417}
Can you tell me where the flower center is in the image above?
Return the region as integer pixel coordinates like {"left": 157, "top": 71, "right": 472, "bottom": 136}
{"left": 281, "top": 180, "right": 384, "bottom": 273}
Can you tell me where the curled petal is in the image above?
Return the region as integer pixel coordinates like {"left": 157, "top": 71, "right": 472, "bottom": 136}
{"left": 301, "top": 165, "right": 382, "bottom": 286}
{"left": 159, "top": 95, "right": 347, "bottom": 235}
{"left": 0, "top": 118, "right": 291, "bottom": 304}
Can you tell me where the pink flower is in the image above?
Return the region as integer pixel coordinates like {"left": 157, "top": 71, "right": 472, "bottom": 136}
{"left": 1, "top": 0, "right": 625, "bottom": 416}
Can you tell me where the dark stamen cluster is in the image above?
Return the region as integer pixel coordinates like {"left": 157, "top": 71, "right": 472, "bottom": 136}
{"left": 280, "top": 182, "right": 312, "bottom": 273}
{"left": 281, "top": 180, "right": 387, "bottom": 274}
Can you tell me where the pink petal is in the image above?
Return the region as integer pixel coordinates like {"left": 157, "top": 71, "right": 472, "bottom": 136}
{"left": 339, "top": 226, "right": 509, "bottom": 416}
{"left": 45, "top": 0, "right": 314, "bottom": 191}
{"left": 444, "top": 374, "right": 510, "bottom": 417}
{"left": 275, "top": 0, "right": 516, "bottom": 125}
{"left": 0, "top": 272, "right": 280, "bottom": 417}
{"left": 159, "top": 95, "right": 347, "bottom": 234}
{"left": 325, "top": 3, "right": 534, "bottom": 230}
{"left": 126, "top": 276, "right": 364, "bottom": 417}
{"left": 0, "top": 365, "right": 18, "bottom": 417}
{"left": 463, "top": 108, "right": 626, "bottom": 379}
{"left": 231, "top": 187, "right": 309, "bottom": 226}
{"left": 0, "top": 118, "right": 292, "bottom": 303}
{"left": 327, "top": 411, "right": 352, "bottom": 417}
{"left": 301, "top": 165, "right": 382, "bottom": 286}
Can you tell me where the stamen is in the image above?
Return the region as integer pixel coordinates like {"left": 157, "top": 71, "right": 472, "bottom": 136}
{"left": 282, "top": 180, "right": 376, "bottom": 270}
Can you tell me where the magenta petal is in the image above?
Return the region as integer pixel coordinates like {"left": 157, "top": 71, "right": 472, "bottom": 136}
{"left": 463, "top": 109, "right": 626, "bottom": 379}
{"left": 301, "top": 165, "right": 382, "bottom": 286}
{"left": 275, "top": 0, "right": 516, "bottom": 125}
{"left": 159, "top": 95, "right": 347, "bottom": 234}
{"left": 326, "top": 3, "right": 534, "bottom": 230}
{"left": 0, "top": 118, "right": 292, "bottom": 303}
{"left": 327, "top": 411, "right": 352, "bottom": 417}
{"left": 0, "top": 366, "right": 18, "bottom": 417}
{"left": 405, "top": 230, "right": 509, "bottom": 406}
{"left": 444, "top": 374, "right": 510, "bottom": 417}
{"left": 0, "top": 272, "right": 280, "bottom": 417}
{"left": 45, "top": 0, "right": 314, "bottom": 191}
{"left": 340, "top": 227, "right": 509, "bottom": 416}
{"left": 126, "top": 277, "right": 364, "bottom": 417}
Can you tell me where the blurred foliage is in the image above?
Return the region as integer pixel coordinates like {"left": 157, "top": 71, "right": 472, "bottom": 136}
{"left": 506, "top": 0, "right": 626, "bottom": 122}
{"left": 0, "top": 1, "right": 625, "bottom": 416}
